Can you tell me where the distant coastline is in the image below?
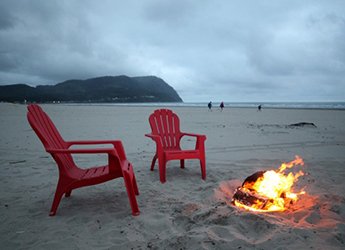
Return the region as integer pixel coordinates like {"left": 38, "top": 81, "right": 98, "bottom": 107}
{"left": 24, "top": 101, "right": 345, "bottom": 110}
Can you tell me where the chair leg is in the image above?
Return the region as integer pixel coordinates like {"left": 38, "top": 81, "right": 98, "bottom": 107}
{"left": 180, "top": 159, "right": 185, "bottom": 169}
{"left": 132, "top": 173, "right": 139, "bottom": 195}
{"left": 200, "top": 158, "right": 206, "bottom": 180}
{"left": 50, "top": 181, "right": 66, "bottom": 216}
{"left": 123, "top": 173, "right": 140, "bottom": 216}
{"left": 150, "top": 154, "right": 157, "bottom": 171}
{"left": 65, "top": 190, "right": 72, "bottom": 197}
{"left": 158, "top": 158, "right": 167, "bottom": 183}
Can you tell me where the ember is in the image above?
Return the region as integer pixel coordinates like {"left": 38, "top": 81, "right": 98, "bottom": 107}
{"left": 232, "top": 156, "right": 305, "bottom": 212}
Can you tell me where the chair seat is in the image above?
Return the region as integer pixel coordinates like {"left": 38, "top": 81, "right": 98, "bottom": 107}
{"left": 80, "top": 165, "right": 108, "bottom": 180}
{"left": 165, "top": 149, "right": 201, "bottom": 160}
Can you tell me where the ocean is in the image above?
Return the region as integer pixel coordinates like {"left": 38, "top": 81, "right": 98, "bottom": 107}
{"left": 63, "top": 102, "right": 345, "bottom": 110}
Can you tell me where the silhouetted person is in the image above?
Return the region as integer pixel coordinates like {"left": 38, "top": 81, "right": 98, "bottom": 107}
{"left": 258, "top": 105, "right": 262, "bottom": 111}
{"left": 220, "top": 101, "right": 224, "bottom": 111}
{"left": 208, "top": 101, "right": 212, "bottom": 111}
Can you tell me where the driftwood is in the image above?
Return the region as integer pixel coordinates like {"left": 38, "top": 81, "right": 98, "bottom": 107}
{"left": 288, "top": 122, "right": 316, "bottom": 128}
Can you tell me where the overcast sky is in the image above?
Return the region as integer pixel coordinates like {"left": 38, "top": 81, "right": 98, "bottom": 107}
{"left": 1, "top": 0, "right": 344, "bottom": 102}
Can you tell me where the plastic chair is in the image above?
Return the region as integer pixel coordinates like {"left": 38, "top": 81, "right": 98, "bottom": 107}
{"left": 27, "top": 104, "right": 140, "bottom": 216}
{"left": 145, "top": 109, "right": 206, "bottom": 183}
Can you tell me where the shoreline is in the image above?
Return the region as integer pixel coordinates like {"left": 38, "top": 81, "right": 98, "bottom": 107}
{"left": 3, "top": 101, "right": 345, "bottom": 111}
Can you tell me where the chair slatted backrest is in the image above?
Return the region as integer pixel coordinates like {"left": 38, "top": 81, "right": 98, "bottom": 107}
{"left": 149, "top": 109, "right": 181, "bottom": 150}
{"left": 27, "top": 104, "right": 75, "bottom": 170}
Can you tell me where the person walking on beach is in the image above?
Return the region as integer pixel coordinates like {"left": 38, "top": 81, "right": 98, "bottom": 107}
{"left": 258, "top": 104, "right": 262, "bottom": 111}
{"left": 208, "top": 101, "right": 212, "bottom": 111}
{"left": 220, "top": 101, "right": 224, "bottom": 111}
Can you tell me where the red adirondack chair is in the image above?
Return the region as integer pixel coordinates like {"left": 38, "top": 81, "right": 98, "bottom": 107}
{"left": 145, "top": 109, "right": 207, "bottom": 183}
{"left": 27, "top": 104, "right": 140, "bottom": 216}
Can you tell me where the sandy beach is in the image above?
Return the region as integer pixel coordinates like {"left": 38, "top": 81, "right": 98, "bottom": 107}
{"left": 0, "top": 103, "right": 344, "bottom": 249}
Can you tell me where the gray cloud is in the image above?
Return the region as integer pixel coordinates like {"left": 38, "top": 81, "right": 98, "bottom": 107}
{"left": 0, "top": 0, "right": 344, "bottom": 101}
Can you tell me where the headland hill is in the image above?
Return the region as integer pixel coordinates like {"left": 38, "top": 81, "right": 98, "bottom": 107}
{"left": 0, "top": 75, "right": 183, "bottom": 103}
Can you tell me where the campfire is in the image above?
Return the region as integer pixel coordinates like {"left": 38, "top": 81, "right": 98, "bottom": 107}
{"left": 232, "top": 156, "right": 305, "bottom": 212}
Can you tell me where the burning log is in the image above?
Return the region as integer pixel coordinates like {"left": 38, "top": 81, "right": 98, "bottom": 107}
{"left": 232, "top": 156, "right": 305, "bottom": 212}
{"left": 232, "top": 186, "right": 270, "bottom": 210}
{"left": 242, "top": 171, "right": 265, "bottom": 189}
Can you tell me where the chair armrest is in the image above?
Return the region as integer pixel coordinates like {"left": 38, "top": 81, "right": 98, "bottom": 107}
{"left": 180, "top": 132, "right": 206, "bottom": 150}
{"left": 145, "top": 134, "right": 164, "bottom": 142}
{"left": 145, "top": 134, "right": 164, "bottom": 151}
{"left": 46, "top": 148, "right": 116, "bottom": 154}
{"left": 46, "top": 147, "right": 126, "bottom": 174}
{"left": 181, "top": 132, "right": 207, "bottom": 140}
{"left": 66, "top": 140, "right": 122, "bottom": 147}
{"left": 65, "top": 140, "right": 127, "bottom": 160}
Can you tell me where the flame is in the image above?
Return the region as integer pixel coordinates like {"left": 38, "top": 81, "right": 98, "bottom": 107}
{"left": 233, "top": 156, "right": 305, "bottom": 212}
